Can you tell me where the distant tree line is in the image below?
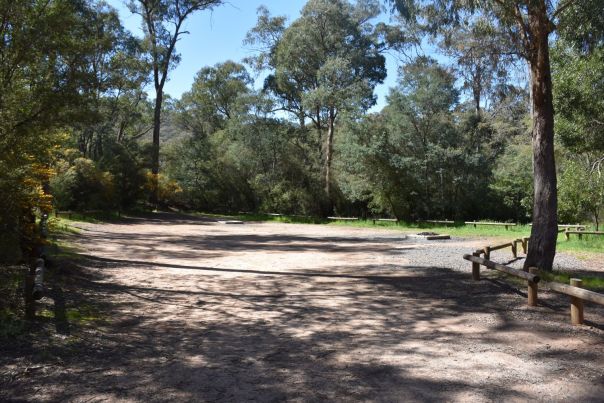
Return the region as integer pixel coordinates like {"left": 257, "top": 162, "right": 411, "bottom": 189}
{"left": 1, "top": 0, "right": 603, "bottom": 269}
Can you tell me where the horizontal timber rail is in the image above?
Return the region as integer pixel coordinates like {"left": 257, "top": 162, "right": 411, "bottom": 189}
{"left": 475, "top": 238, "right": 529, "bottom": 259}
{"left": 464, "top": 254, "right": 604, "bottom": 325}
{"left": 465, "top": 221, "right": 516, "bottom": 230}
{"left": 565, "top": 230, "right": 604, "bottom": 240}
{"left": 421, "top": 220, "right": 455, "bottom": 225}
{"left": 544, "top": 280, "right": 604, "bottom": 306}
{"left": 463, "top": 254, "right": 540, "bottom": 283}
{"left": 327, "top": 216, "right": 359, "bottom": 221}
{"left": 372, "top": 218, "right": 398, "bottom": 224}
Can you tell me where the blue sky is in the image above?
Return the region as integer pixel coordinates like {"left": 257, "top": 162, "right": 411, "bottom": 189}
{"left": 106, "top": 0, "right": 400, "bottom": 111}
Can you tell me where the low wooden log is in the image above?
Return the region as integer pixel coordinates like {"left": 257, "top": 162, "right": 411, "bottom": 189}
{"left": 544, "top": 279, "right": 604, "bottom": 306}
{"left": 464, "top": 221, "right": 517, "bottom": 228}
{"left": 463, "top": 254, "right": 540, "bottom": 284}
{"left": 528, "top": 267, "right": 539, "bottom": 307}
{"left": 489, "top": 242, "right": 514, "bottom": 252}
{"left": 570, "top": 279, "right": 584, "bottom": 325}
{"left": 424, "top": 220, "right": 454, "bottom": 225}
{"left": 564, "top": 229, "right": 604, "bottom": 241}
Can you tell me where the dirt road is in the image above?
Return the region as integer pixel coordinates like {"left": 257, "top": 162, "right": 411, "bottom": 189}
{"left": 2, "top": 214, "right": 603, "bottom": 402}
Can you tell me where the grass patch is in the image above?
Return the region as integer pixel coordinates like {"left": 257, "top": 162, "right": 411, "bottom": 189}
{"left": 540, "top": 271, "right": 604, "bottom": 291}
{"left": 557, "top": 234, "right": 604, "bottom": 254}
{"left": 52, "top": 210, "right": 122, "bottom": 224}
{"left": 208, "top": 212, "right": 603, "bottom": 254}
{"left": 65, "top": 304, "right": 105, "bottom": 325}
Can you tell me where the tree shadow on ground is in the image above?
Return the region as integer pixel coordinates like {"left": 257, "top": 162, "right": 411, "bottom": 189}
{"left": 2, "top": 218, "right": 604, "bottom": 402}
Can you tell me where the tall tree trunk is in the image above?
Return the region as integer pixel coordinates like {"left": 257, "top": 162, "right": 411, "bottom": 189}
{"left": 524, "top": 4, "right": 557, "bottom": 272}
{"left": 324, "top": 108, "right": 335, "bottom": 209}
{"left": 151, "top": 90, "right": 163, "bottom": 208}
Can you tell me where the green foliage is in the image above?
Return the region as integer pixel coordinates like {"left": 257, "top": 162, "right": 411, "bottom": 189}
{"left": 0, "top": 0, "right": 111, "bottom": 263}
{"left": 50, "top": 157, "right": 115, "bottom": 211}
{"left": 490, "top": 144, "right": 534, "bottom": 222}
{"left": 552, "top": 44, "right": 604, "bottom": 153}
{"left": 558, "top": 157, "right": 604, "bottom": 229}
{"left": 338, "top": 57, "right": 513, "bottom": 220}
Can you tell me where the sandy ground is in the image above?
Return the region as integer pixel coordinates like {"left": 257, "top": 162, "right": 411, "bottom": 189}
{"left": 2, "top": 213, "right": 603, "bottom": 402}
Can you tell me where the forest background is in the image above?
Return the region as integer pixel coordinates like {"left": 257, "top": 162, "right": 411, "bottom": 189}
{"left": 1, "top": 0, "right": 603, "bottom": 265}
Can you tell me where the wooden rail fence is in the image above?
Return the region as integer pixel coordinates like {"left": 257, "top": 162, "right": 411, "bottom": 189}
{"left": 465, "top": 221, "right": 517, "bottom": 230}
{"left": 475, "top": 237, "right": 530, "bottom": 259}
{"left": 372, "top": 218, "right": 398, "bottom": 224}
{"left": 565, "top": 230, "right": 604, "bottom": 240}
{"left": 420, "top": 220, "right": 455, "bottom": 226}
{"left": 463, "top": 254, "right": 604, "bottom": 325}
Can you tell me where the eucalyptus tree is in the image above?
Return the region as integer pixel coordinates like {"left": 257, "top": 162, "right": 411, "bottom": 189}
{"left": 552, "top": 8, "right": 604, "bottom": 230}
{"left": 177, "top": 61, "right": 252, "bottom": 138}
{"left": 72, "top": 2, "right": 150, "bottom": 160}
{"left": 128, "top": 0, "right": 223, "bottom": 205}
{"left": 439, "top": 18, "right": 517, "bottom": 114}
{"left": 340, "top": 57, "right": 461, "bottom": 220}
{"left": 387, "top": 0, "right": 588, "bottom": 271}
{"left": 246, "top": 0, "right": 395, "bottom": 209}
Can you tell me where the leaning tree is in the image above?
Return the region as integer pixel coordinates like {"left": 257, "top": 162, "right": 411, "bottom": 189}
{"left": 128, "top": 0, "right": 223, "bottom": 206}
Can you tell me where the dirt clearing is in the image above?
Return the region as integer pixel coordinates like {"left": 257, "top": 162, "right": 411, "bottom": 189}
{"left": 2, "top": 213, "right": 603, "bottom": 402}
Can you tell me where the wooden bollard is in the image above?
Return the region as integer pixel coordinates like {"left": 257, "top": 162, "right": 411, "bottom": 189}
{"left": 483, "top": 246, "right": 491, "bottom": 260}
{"left": 527, "top": 267, "right": 539, "bottom": 306}
{"left": 565, "top": 230, "right": 570, "bottom": 241}
{"left": 472, "top": 252, "right": 480, "bottom": 281}
{"left": 570, "top": 278, "right": 584, "bottom": 325}
{"left": 521, "top": 237, "right": 528, "bottom": 254}
{"left": 511, "top": 242, "right": 517, "bottom": 258}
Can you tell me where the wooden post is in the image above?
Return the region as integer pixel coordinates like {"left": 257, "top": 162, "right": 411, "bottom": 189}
{"left": 484, "top": 246, "right": 491, "bottom": 260}
{"left": 472, "top": 252, "right": 480, "bottom": 281}
{"left": 473, "top": 222, "right": 477, "bottom": 228}
{"left": 565, "top": 229, "right": 570, "bottom": 241}
{"left": 511, "top": 242, "right": 517, "bottom": 258}
{"left": 570, "top": 278, "right": 584, "bottom": 325}
{"left": 522, "top": 237, "right": 528, "bottom": 254}
{"left": 528, "top": 267, "right": 539, "bottom": 306}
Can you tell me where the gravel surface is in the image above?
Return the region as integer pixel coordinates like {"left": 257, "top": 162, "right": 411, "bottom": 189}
{"left": 1, "top": 214, "right": 603, "bottom": 402}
